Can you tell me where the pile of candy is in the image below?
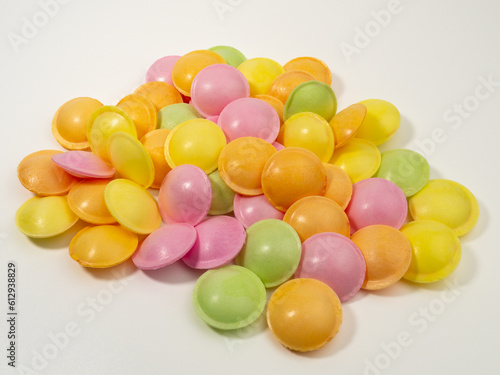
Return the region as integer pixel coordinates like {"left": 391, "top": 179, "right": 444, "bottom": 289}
{"left": 15, "top": 45, "right": 480, "bottom": 352}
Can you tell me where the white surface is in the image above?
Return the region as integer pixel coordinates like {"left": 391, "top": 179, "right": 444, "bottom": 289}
{"left": 1, "top": 0, "right": 499, "bottom": 374}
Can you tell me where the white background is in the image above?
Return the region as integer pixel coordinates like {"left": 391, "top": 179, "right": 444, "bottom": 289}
{"left": 1, "top": 0, "right": 500, "bottom": 374}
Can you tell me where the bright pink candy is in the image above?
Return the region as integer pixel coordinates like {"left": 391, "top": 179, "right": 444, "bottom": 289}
{"left": 191, "top": 64, "right": 250, "bottom": 118}
{"left": 51, "top": 151, "right": 115, "bottom": 178}
{"left": 346, "top": 178, "right": 408, "bottom": 234}
{"left": 218, "top": 97, "right": 280, "bottom": 143}
{"left": 233, "top": 194, "right": 284, "bottom": 228}
{"left": 295, "top": 232, "right": 366, "bottom": 302}
{"left": 158, "top": 164, "right": 212, "bottom": 226}
{"left": 132, "top": 224, "right": 197, "bottom": 270}
{"left": 205, "top": 115, "right": 219, "bottom": 124}
{"left": 182, "top": 216, "right": 246, "bottom": 269}
{"left": 145, "top": 55, "right": 181, "bottom": 85}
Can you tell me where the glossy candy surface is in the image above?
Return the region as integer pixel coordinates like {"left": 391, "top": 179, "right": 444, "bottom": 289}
{"left": 295, "top": 233, "right": 366, "bottom": 302}
{"left": 236, "top": 219, "right": 301, "bottom": 288}
{"left": 233, "top": 194, "right": 284, "bottom": 229}
{"left": 409, "top": 179, "right": 479, "bottom": 236}
{"left": 283, "top": 80, "right": 337, "bottom": 122}
{"left": 140, "top": 129, "right": 172, "bottom": 189}
{"left": 116, "top": 94, "right": 157, "bottom": 139}
{"left": 68, "top": 179, "right": 116, "bottom": 225}
{"left": 157, "top": 103, "right": 203, "bottom": 130}
{"left": 15, "top": 196, "right": 78, "bottom": 238}
{"left": 267, "top": 278, "right": 342, "bottom": 352}
{"left": 183, "top": 216, "right": 246, "bottom": 269}
{"left": 145, "top": 55, "right": 181, "bottom": 85}
{"left": 192, "top": 265, "right": 266, "bottom": 330}
{"left": 237, "top": 57, "right": 285, "bottom": 96}
{"left": 158, "top": 164, "right": 212, "bottom": 226}
{"left": 329, "top": 103, "right": 367, "bottom": 148}
{"left": 52, "top": 151, "right": 115, "bottom": 179}
{"left": 132, "top": 223, "right": 197, "bottom": 270}
{"left": 356, "top": 99, "right": 400, "bottom": 146}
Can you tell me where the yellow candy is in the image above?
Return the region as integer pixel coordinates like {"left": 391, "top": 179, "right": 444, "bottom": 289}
{"left": 401, "top": 220, "right": 462, "bottom": 283}
{"left": 140, "top": 129, "right": 172, "bottom": 189}
{"left": 116, "top": 94, "right": 157, "bottom": 139}
{"left": 283, "top": 56, "right": 332, "bottom": 85}
{"left": 108, "top": 131, "right": 155, "bottom": 188}
{"left": 69, "top": 225, "right": 138, "bottom": 268}
{"left": 87, "top": 106, "right": 137, "bottom": 163}
{"left": 355, "top": 99, "right": 400, "bottom": 146}
{"left": 329, "top": 138, "right": 381, "bottom": 183}
{"left": 237, "top": 57, "right": 285, "bottom": 96}
{"left": 278, "top": 112, "right": 334, "bottom": 162}
{"left": 104, "top": 179, "right": 161, "bottom": 234}
{"left": 409, "top": 179, "right": 479, "bottom": 236}
{"left": 15, "top": 196, "right": 78, "bottom": 238}
{"left": 165, "top": 118, "right": 226, "bottom": 174}
{"left": 68, "top": 179, "right": 116, "bottom": 225}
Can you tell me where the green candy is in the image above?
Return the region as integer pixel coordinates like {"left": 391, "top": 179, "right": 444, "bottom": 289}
{"left": 236, "top": 219, "right": 302, "bottom": 288}
{"left": 208, "top": 45, "right": 247, "bottom": 68}
{"left": 157, "top": 103, "right": 202, "bottom": 130}
{"left": 207, "top": 170, "right": 236, "bottom": 215}
{"left": 192, "top": 265, "right": 266, "bottom": 330}
{"left": 375, "top": 149, "right": 430, "bottom": 197}
{"left": 283, "top": 80, "right": 337, "bottom": 122}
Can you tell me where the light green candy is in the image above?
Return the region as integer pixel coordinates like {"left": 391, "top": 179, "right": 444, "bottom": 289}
{"left": 208, "top": 45, "right": 247, "bottom": 68}
{"left": 192, "top": 265, "right": 266, "bottom": 330}
{"left": 375, "top": 149, "right": 430, "bottom": 197}
{"left": 235, "top": 219, "right": 302, "bottom": 288}
{"left": 208, "top": 170, "right": 236, "bottom": 215}
{"left": 283, "top": 80, "right": 337, "bottom": 122}
{"left": 157, "top": 103, "right": 202, "bottom": 130}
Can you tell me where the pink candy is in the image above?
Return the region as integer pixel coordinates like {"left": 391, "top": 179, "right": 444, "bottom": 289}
{"left": 145, "top": 55, "right": 181, "bottom": 85}
{"left": 52, "top": 151, "right": 115, "bottom": 178}
{"left": 233, "top": 194, "right": 284, "bottom": 229}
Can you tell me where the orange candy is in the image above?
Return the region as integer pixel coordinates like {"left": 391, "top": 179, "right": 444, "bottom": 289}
{"left": 17, "top": 150, "right": 80, "bottom": 196}
{"left": 117, "top": 94, "right": 157, "bottom": 139}
{"left": 140, "top": 129, "right": 172, "bottom": 189}
{"left": 133, "top": 81, "right": 183, "bottom": 111}
{"left": 283, "top": 196, "right": 350, "bottom": 242}
{"left": 322, "top": 163, "right": 353, "bottom": 210}
{"left": 255, "top": 94, "right": 284, "bottom": 125}
{"left": 329, "top": 103, "right": 367, "bottom": 148}
{"left": 267, "top": 70, "right": 316, "bottom": 104}
{"left": 283, "top": 56, "right": 332, "bottom": 85}
{"left": 67, "top": 179, "right": 116, "bottom": 225}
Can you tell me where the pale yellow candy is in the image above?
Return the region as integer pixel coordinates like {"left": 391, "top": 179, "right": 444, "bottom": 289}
{"left": 69, "top": 225, "right": 138, "bottom": 268}
{"left": 328, "top": 138, "right": 381, "bottom": 183}
{"left": 401, "top": 220, "right": 462, "bottom": 283}
{"left": 15, "top": 196, "right": 78, "bottom": 238}
{"left": 104, "top": 179, "right": 161, "bottom": 234}
{"left": 409, "top": 179, "right": 479, "bottom": 236}
{"left": 238, "top": 58, "right": 285, "bottom": 96}
{"left": 108, "top": 131, "right": 155, "bottom": 188}
{"left": 356, "top": 99, "right": 400, "bottom": 146}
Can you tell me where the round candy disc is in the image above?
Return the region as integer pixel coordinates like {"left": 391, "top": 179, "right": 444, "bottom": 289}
{"left": 356, "top": 99, "right": 400, "bottom": 146}
{"left": 208, "top": 45, "right": 247, "bottom": 68}
{"left": 68, "top": 179, "right": 116, "bottom": 225}
{"left": 346, "top": 178, "right": 407, "bottom": 233}
{"left": 409, "top": 179, "right": 479, "bottom": 236}
{"left": 165, "top": 118, "right": 226, "bottom": 174}
{"left": 133, "top": 81, "right": 183, "bottom": 111}
{"left": 132, "top": 224, "right": 197, "bottom": 270}
{"left": 267, "top": 70, "right": 315, "bottom": 104}
{"left": 237, "top": 57, "right": 285, "bottom": 96}
{"left": 323, "top": 163, "right": 353, "bottom": 210}
{"left": 218, "top": 137, "right": 276, "bottom": 196}
{"left": 158, "top": 164, "right": 212, "bottom": 226}
{"left": 329, "top": 103, "right": 367, "bottom": 148}
{"left": 18, "top": 150, "right": 80, "bottom": 196}
{"left": 283, "top": 80, "right": 337, "bottom": 122}
{"left": 283, "top": 196, "right": 350, "bottom": 242}
{"left": 104, "top": 179, "right": 161, "bottom": 234}
{"left": 207, "top": 170, "right": 236, "bottom": 215}
{"left": 145, "top": 55, "right": 181, "bottom": 85}
{"left": 86, "top": 106, "right": 137, "bottom": 163}
{"left": 351, "top": 225, "right": 412, "bottom": 290}
{"left": 235, "top": 219, "right": 301, "bottom": 288}
{"left": 15, "top": 196, "right": 78, "bottom": 238}
{"left": 295, "top": 233, "right": 366, "bottom": 302}
{"left": 261, "top": 147, "right": 327, "bottom": 212}
{"left": 140, "top": 129, "right": 172, "bottom": 189}
{"left": 116, "top": 94, "right": 157, "bottom": 139}
{"left": 329, "top": 138, "right": 381, "bottom": 183}
{"left": 278, "top": 112, "right": 335, "bottom": 162}
{"left": 69, "top": 225, "right": 138, "bottom": 268}
{"left": 255, "top": 94, "right": 284, "bottom": 125}
{"left": 183, "top": 216, "right": 246, "bottom": 269}
{"left": 267, "top": 278, "right": 342, "bottom": 352}
{"left": 283, "top": 56, "right": 332, "bottom": 85}
{"left": 157, "top": 103, "right": 203, "bottom": 130}
{"left": 401, "top": 220, "right": 462, "bottom": 283}
{"left": 191, "top": 64, "right": 250, "bottom": 118}
{"left": 375, "top": 149, "right": 430, "bottom": 197}
{"left": 108, "top": 131, "right": 155, "bottom": 188}
{"left": 233, "top": 194, "right": 284, "bottom": 229}
{"left": 218, "top": 97, "right": 280, "bottom": 143}
{"left": 52, "top": 151, "right": 115, "bottom": 179}
{"left": 52, "top": 97, "right": 103, "bottom": 150}
{"left": 192, "top": 265, "right": 266, "bottom": 330}
{"left": 172, "top": 50, "right": 226, "bottom": 96}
